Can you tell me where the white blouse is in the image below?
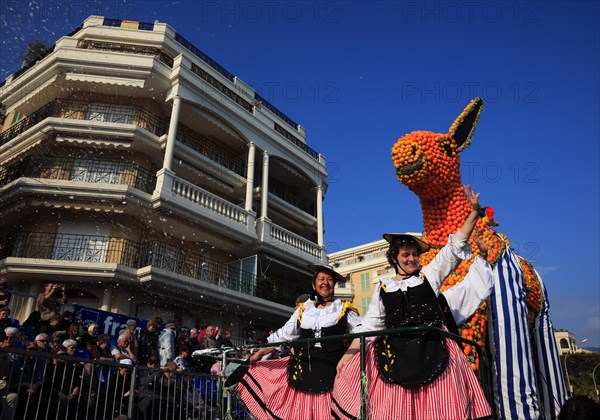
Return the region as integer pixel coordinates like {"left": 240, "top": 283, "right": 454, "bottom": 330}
{"left": 355, "top": 232, "right": 493, "bottom": 333}
{"left": 268, "top": 299, "right": 363, "bottom": 346}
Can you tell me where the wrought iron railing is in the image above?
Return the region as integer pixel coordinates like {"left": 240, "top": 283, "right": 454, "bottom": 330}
{"left": 189, "top": 63, "right": 254, "bottom": 113}
{"left": 176, "top": 125, "right": 246, "bottom": 177}
{"left": 0, "top": 232, "right": 258, "bottom": 298}
{"left": 0, "top": 99, "right": 168, "bottom": 147}
{"left": 273, "top": 122, "right": 319, "bottom": 159}
{"left": 77, "top": 39, "right": 174, "bottom": 67}
{"left": 139, "top": 241, "right": 257, "bottom": 296}
{"left": 268, "top": 177, "right": 315, "bottom": 215}
{"left": 1, "top": 232, "right": 140, "bottom": 266}
{"left": 0, "top": 156, "right": 156, "bottom": 194}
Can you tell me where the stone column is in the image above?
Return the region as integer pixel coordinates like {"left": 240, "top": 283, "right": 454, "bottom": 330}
{"left": 316, "top": 184, "right": 324, "bottom": 247}
{"left": 245, "top": 142, "right": 256, "bottom": 211}
{"left": 260, "top": 151, "right": 270, "bottom": 219}
{"left": 162, "top": 95, "right": 182, "bottom": 171}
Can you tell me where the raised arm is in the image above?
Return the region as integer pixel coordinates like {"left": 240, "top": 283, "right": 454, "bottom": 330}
{"left": 441, "top": 235, "right": 493, "bottom": 325}
{"left": 458, "top": 184, "right": 482, "bottom": 238}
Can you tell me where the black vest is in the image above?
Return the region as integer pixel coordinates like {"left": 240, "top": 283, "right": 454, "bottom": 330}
{"left": 287, "top": 313, "right": 348, "bottom": 393}
{"left": 376, "top": 278, "right": 449, "bottom": 388}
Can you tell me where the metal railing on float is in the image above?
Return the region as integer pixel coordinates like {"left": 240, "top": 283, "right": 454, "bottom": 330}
{"left": 241, "top": 325, "right": 492, "bottom": 420}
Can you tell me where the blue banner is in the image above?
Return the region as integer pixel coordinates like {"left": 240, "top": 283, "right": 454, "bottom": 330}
{"left": 72, "top": 304, "right": 147, "bottom": 344}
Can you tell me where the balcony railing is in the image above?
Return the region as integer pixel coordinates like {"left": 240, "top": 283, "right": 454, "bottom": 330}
{"left": 0, "top": 156, "right": 156, "bottom": 194}
{"left": 270, "top": 224, "right": 322, "bottom": 259}
{"left": 0, "top": 232, "right": 258, "bottom": 297}
{"left": 269, "top": 177, "right": 315, "bottom": 216}
{"left": 140, "top": 241, "right": 256, "bottom": 296}
{"left": 0, "top": 99, "right": 168, "bottom": 147}
{"left": 170, "top": 176, "right": 248, "bottom": 225}
{"left": 1, "top": 232, "right": 140, "bottom": 267}
{"left": 273, "top": 122, "right": 319, "bottom": 159}
{"left": 77, "top": 39, "right": 174, "bottom": 67}
{"left": 176, "top": 125, "right": 246, "bottom": 177}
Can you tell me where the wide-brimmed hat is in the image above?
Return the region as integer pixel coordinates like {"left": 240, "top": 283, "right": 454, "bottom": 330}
{"left": 295, "top": 293, "right": 312, "bottom": 305}
{"left": 307, "top": 264, "right": 346, "bottom": 284}
{"left": 382, "top": 233, "right": 430, "bottom": 254}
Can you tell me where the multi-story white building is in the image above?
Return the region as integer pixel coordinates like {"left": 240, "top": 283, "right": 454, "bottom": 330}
{"left": 0, "top": 16, "right": 329, "bottom": 338}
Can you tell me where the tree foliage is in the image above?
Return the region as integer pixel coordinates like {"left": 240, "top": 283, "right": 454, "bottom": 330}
{"left": 561, "top": 352, "right": 600, "bottom": 400}
{"left": 19, "top": 40, "right": 51, "bottom": 66}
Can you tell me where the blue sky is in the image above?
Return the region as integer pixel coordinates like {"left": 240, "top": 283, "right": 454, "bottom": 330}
{"left": 1, "top": 0, "right": 598, "bottom": 347}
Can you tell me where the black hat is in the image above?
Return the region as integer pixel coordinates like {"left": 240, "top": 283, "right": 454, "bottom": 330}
{"left": 295, "top": 293, "right": 312, "bottom": 305}
{"left": 307, "top": 264, "right": 345, "bottom": 284}
{"left": 382, "top": 233, "right": 430, "bottom": 254}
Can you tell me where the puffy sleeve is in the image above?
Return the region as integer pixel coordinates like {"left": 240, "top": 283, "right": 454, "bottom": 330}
{"left": 441, "top": 257, "right": 493, "bottom": 325}
{"left": 352, "top": 283, "right": 386, "bottom": 334}
{"left": 346, "top": 309, "right": 363, "bottom": 333}
{"left": 267, "top": 307, "right": 301, "bottom": 343}
{"left": 423, "top": 232, "right": 473, "bottom": 294}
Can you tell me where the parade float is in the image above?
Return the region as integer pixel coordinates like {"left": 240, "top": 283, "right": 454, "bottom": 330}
{"left": 390, "top": 98, "right": 567, "bottom": 419}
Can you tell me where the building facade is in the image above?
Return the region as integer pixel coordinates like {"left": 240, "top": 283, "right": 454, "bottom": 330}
{"left": 0, "top": 16, "right": 330, "bottom": 338}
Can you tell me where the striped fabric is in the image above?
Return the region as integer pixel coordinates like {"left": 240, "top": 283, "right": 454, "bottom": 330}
{"left": 487, "top": 245, "right": 566, "bottom": 419}
{"left": 532, "top": 281, "right": 567, "bottom": 419}
{"left": 236, "top": 356, "right": 334, "bottom": 420}
{"left": 331, "top": 338, "right": 491, "bottom": 419}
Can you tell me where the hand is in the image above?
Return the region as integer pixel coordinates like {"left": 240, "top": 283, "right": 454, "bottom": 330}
{"left": 336, "top": 351, "right": 355, "bottom": 376}
{"left": 463, "top": 184, "right": 481, "bottom": 212}
{"left": 473, "top": 234, "right": 488, "bottom": 261}
{"left": 249, "top": 347, "right": 274, "bottom": 365}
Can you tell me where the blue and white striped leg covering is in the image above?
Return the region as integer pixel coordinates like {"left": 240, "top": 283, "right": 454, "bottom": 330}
{"left": 488, "top": 247, "right": 540, "bottom": 419}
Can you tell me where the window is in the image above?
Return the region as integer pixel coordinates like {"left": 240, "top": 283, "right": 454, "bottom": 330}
{"left": 52, "top": 221, "right": 110, "bottom": 263}
{"left": 361, "top": 297, "right": 371, "bottom": 314}
{"left": 360, "top": 272, "right": 370, "bottom": 291}
{"left": 70, "top": 159, "right": 122, "bottom": 184}
{"left": 338, "top": 282, "right": 346, "bottom": 289}
{"left": 11, "top": 112, "right": 24, "bottom": 125}
{"left": 86, "top": 103, "right": 134, "bottom": 124}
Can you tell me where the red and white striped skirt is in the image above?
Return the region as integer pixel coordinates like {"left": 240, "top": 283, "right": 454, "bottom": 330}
{"left": 331, "top": 339, "right": 491, "bottom": 420}
{"left": 236, "top": 356, "right": 334, "bottom": 420}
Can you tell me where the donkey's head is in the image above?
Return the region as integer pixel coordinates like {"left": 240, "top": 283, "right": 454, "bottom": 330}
{"left": 391, "top": 98, "right": 484, "bottom": 200}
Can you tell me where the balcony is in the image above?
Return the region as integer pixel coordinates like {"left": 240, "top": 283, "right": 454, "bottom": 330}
{"left": 0, "top": 156, "right": 156, "bottom": 194}
{"left": 256, "top": 218, "right": 325, "bottom": 263}
{"left": 176, "top": 125, "right": 246, "bottom": 177}
{"left": 269, "top": 177, "right": 315, "bottom": 216}
{"left": 0, "top": 232, "right": 257, "bottom": 297}
{"left": 76, "top": 39, "right": 174, "bottom": 67}
{"left": 154, "top": 170, "right": 256, "bottom": 240}
{"left": 0, "top": 99, "right": 167, "bottom": 147}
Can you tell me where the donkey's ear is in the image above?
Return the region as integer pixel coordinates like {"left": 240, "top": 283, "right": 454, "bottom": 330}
{"left": 448, "top": 97, "right": 484, "bottom": 152}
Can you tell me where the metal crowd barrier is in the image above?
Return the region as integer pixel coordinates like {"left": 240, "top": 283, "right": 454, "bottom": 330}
{"left": 0, "top": 347, "right": 247, "bottom": 420}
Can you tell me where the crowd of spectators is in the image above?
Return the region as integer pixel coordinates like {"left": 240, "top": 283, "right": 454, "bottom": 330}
{"left": 0, "top": 282, "right": 247, "bottom": 419}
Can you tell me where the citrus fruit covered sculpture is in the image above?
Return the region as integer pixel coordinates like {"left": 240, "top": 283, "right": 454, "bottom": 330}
{"left": 391, "top": 98, "right": 566, "bottom": 419}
